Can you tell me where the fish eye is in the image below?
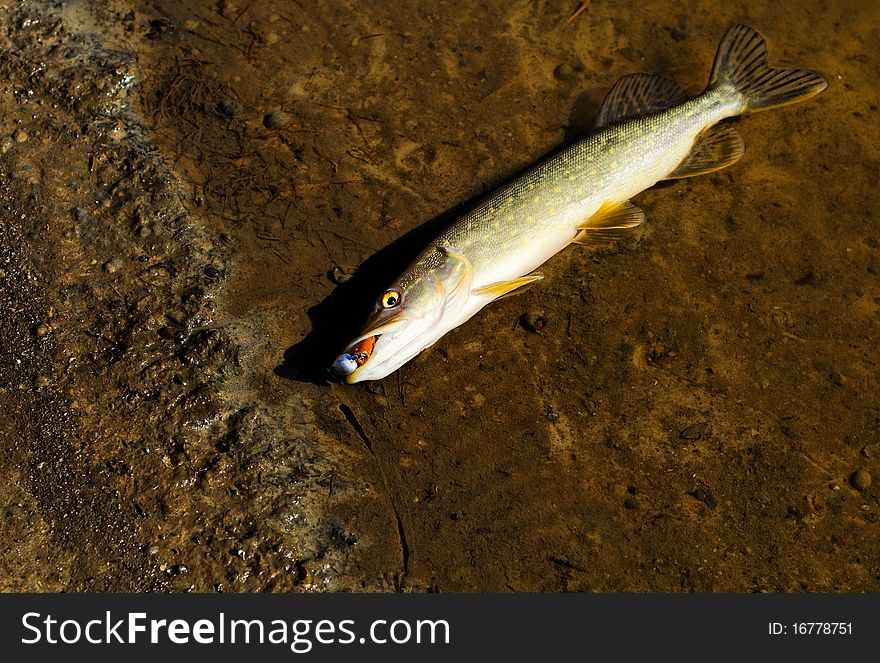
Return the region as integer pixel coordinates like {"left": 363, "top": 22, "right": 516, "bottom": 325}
{"left": 381, "top": 289, "right": 401, "bottom": 309}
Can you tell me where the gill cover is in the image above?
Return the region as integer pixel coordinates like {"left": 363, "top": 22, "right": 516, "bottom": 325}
{"left": 331, "top": 245, "right": 474, "bottom": 382}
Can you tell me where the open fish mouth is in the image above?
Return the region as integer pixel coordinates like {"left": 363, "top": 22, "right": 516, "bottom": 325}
{"left": 329, "top": 311, "right": 408, "bottom": 378}
{"left": 330, "top": 335, "right": 379, "bottom": 377}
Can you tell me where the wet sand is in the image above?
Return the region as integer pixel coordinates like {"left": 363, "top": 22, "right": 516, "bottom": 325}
{"left": 1, "top": 0, "right": 878, "bottom": 591}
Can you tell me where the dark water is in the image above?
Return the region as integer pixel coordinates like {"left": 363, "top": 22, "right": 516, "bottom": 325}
{"left": 1, "top": 0, "right": 878, "bottom": 591}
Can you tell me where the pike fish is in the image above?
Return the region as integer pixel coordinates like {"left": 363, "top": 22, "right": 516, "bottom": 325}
{"left": 330, "top": 24, "right": 826, "bottom": 383}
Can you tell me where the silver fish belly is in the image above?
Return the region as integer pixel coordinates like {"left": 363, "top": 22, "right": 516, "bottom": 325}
{"left": 330, "top": 24, "right": 826, "bottom": 383}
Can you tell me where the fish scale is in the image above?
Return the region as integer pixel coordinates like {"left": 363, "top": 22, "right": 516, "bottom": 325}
{"left": 330, "top": 24, "right": 827, "bottom": 383}
{"left": 435, "top": 89, "right": 739, "bottom": 290}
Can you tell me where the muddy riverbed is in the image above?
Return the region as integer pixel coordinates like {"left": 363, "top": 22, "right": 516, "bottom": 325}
{"left": 1, "top": 0, "right": 878, "bottom": 592}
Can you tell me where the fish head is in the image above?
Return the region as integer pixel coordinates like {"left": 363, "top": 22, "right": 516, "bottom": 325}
{"left": 330, "top": 245, "right": 474, "bottom": 383}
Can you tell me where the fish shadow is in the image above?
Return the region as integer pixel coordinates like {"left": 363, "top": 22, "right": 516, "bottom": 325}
{"left": 275, "top": 196, "right": 480, "bottom": 384}
{"left": 563, "top": 90, "right": 601, "bottom": 143}
{"left": 277, "top": 92, "right": 613, "bottom": 385}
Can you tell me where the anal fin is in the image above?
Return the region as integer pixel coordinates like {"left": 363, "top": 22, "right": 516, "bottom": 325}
{"left": 665, "top": 123, "right": 744, "bottom": 180}
{"left": 473, "top": 273, "right": 544, "bottom": 301}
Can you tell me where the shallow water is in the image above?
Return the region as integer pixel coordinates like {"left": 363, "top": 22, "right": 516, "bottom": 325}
{"left": 1, "top": 0, "right": 878, "bottom": 591}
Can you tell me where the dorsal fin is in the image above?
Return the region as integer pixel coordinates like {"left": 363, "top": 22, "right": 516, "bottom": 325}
{"left": 664, "top": 123, "right": 744, "bottom": 179}
{"left": 594, "top": 73, "right": 688, "bottom": 128}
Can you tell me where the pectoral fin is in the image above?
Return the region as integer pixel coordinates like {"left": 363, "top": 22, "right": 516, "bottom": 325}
{"left": 473, "top": 273, "right": 544, "bottom": 301}
{"left": 574, "top": 200, "right": 645, "bottom": 244}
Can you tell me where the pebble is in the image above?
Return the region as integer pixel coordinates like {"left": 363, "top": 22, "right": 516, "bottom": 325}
{"left": 263, "top": 111, "right": 291, "bottom": 129}
{"left": 679, "top": 422, "right": 711, "bottom": 440}
{"left": 217, "top": 99, "right": 238, "bottom": 117}
{"left": 149, "top": 265, "right": 171, "bottom": 280}
{"left": 103, "top": 257, "right": 124, "bottom": 273}
{"left": 850, "top": 469, "right": 871, "bottom": 491}
{"left": 690, "top": 488, "right": 717, "bottom": 509}
{"left": 829, "top": 371, "right": 848, "bottom": 386}
{"left": 166, "top": 309, "right": 187, "bottom": 325}
{"left": 521, "top": 311, "right": 546, "bottom": 334}
{"left": 34, "top": 323, "right": 50, "bottom": 337}
{"left": 861, "top": 444, "right": 880, "bottom": 458}
{"left": 624, "top": 497, "right": 639, "bottom": 510}
{"left": 553, "top": 63, "right": 581, "bottom": 81}
{"left": 157, "top": 327, "right": 185, "bottom": 342}
{"left": 329, "top": 266, "right": 352, "bottom": 284}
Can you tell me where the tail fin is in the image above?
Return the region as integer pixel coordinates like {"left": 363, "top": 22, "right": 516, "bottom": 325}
{"left": 710, "top": 24, "right": 827, "bottom": 112}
